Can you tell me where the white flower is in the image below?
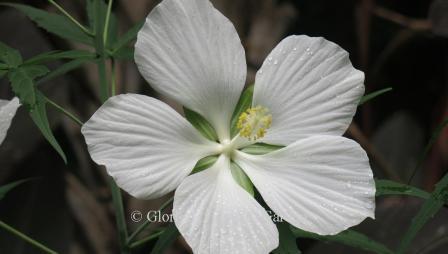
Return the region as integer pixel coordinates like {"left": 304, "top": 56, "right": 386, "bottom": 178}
{"left": 81, "top": 0, "right": 376, "bottom": 253}
{"left": 0, "top": 97, "right": 20, "bottom": 145}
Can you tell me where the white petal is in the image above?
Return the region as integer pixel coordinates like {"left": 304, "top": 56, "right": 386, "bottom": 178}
{"left": 0, "top": 97, "right": 20, "bottom": 145}
{"left": 234, "top": 135, "right": 375, "bottom": 235}
{"left": 81, "top": 94, "right": 218, "bottom": 199}
{"left": 173, "top": 156, "right": 278, "bottom": 254}
{"left": 253, "top": 35, "right": 364, "bottom": 145}
{"left": 135, "top": 0, "right": 246, "bottom": 140}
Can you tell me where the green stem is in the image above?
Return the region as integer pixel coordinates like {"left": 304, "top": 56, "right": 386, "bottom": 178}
{"left": 103, "top": 0, "right": 113, "bottom": 45}
{"left": 111, "top": 59, "right": 116, "bottom": 96}
{"left": 93, "top": 0, "right": 109, "bottom": 102}
{"left": 47, "top": 0, "right": 93, "bottom": 36}
{"left": 97, "top": 58, "right": 109, "bottom": 102}
{"left": 108, "top": 178, "right": 129, "bottom": 254}
{"left": 129, "top": 230, "right": 165, "bottom": 249}
{"left": 0, "top": 220, "right": 58, "bottom": 254}
{"left": 126, "top": 197, "right": 173, "bottom": 244}
{"left": 46, "top": 97, "right": 83, "bottom": 126}
{"left": 93, "top": 2, "right": 127, "bottom": 252}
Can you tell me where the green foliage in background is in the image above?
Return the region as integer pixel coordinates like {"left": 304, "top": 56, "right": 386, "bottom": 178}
{"left": 0, "top": 1, "right": 447, "bottom": 254}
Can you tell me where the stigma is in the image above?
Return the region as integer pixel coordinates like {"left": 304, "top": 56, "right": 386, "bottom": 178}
{"left": 237, "top": 105, "right": 272, "bottom": 141}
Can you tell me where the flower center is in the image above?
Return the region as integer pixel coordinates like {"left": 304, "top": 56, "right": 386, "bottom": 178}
{"left": 219, "top": 139, "right": 235, "bottom": 157}
{"left": 237, "top": 105, "right": 272, "bottom": 141}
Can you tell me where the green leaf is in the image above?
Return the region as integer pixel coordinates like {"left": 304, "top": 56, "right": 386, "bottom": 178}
{"left": 230, "top": 85, "right": 254, "bottom": 137}
{"left": 8, "top": 65, "right": 49, "bottom": 106}
{"left": 184, "top": 107, "right": 218, "bottom": 141}
{"left": 397, "top": 172, "right": 448, "bottom": 253}
{"left": 92, "top": 0, "right": 109, "bottom": 102}
{"left": 0, "top": 41, "right": 22, "bottom": 67}
{"left": 359, "top": 87, "right": 393, "bottom": 105}
{"left": 192, "top": 155, "right": 218, "bottom": 174}
{"left": 111, "top": 47, "right": 134, "bottom": 60}
{"left": 292, "top": 227, "right": 393, "bottom": 254}
{"left": 24, "top": 50, "right": 95, "bottom": 65}
{"left": 92, "top": 0, "right": 106, "bottom": 46}
{"left": 375, "top": 179, "right": 430, "bottom": 199}
{"left": 29, "top": 91, "right": 67, "bottom": 163}
{"left": 105, "top": 13, "right": 118, "bottom": 49}
{"left": 0, "top": 179, "right": 31, "bottom": 200}
{"left": 408, "top": 118, "right": 448, "bottom": 183}
{"left": 0, "top": 69, "right": 7, "bottom": 79}
{"left": 36, "top": 58, "right": 93, "bottom": 85}
{"left": 240, "top": 143, "right": 284, "bottom": 155}
{"left": 86, "top": 0, "right": 118, "bottom": 49}
{"left": 112, "top": 21, "right": 144, "bottom": 51}
{"left": 272, "top": 222, "right": 301, "bottom": 254}
{"left": 230, "top": 162, "right": 254, "bottom": 196}
{"left": 2, "top": 3, "right": 92, "bottom": 45}
{"left": 86, "top": 0, "right": 95, "bottom": 29}
{"left": 150, "top": 223, "right": 179, "bottom": 254}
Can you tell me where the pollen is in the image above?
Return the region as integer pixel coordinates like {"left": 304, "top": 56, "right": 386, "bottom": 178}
{"left": 237, "top": 106, "right": 272, "bottom": 141}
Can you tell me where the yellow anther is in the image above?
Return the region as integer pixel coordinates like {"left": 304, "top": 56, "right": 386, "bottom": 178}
{"left": 237, "top": 106, "right": 272, "bottom": 141}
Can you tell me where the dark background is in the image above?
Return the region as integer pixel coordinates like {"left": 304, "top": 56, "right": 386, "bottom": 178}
{"left": 0, "top": 0, "right": 447, "bottom": 253}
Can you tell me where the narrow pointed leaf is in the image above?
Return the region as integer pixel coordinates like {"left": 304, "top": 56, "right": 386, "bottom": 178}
{"left": 273, "top": 222, "right": 301, "bottom": 254}
{"left": 240, "top": 142, "right": 284, "bottom": 155}
{"left": 1, "top": 3, "right": 92, "bottom": 45}
{"left": 184, "top": 107, "right": 218, "bottom": 141}
{"left": 8, "top": 65, "right": 48, "bottom": 106}
{"left": 0, "top": 179, "right": 32, "bottom": 200}
{"left": 150, "top": 223, "right": 179, "bottom": 254}
{"left": 230, "top": 162, "right": 254, "bottom": 196}
{"left": 230, "top": 85, "right": 254, "bottom": 137}
{"left": 397, "top": 172, "right": 448, "bottom": 253}
{"left": 375, "top": 179, "right": 430, "bottom": 199}
{"left": 359, "top": 87, "right": 393, "bottom": 105}
{"left": 29, "top": 91, "right": 67, "bottom": 163}
{"left": 112, "top": 21, "right": 144, "bottom": 51}
{"left": 408, "top": 118, "right": 448, "bottom": 183}
{"left": 24, "top": 50, "right": 95, "bottom": 65}
{"left": 192, "top": 155, "right": 218, "bottom": 174}
{"left": 292, "top": 227, "right": 393, "bottom": 254}
{"left": 36, "top": 58, "right": 93, "bottom": 85}
{"left": 0, "top": 41, "right": 22, "bottom": 67}
{"left": 86, "top": 0, "right": 118, "bottom": 49}
{"left": 111, "top": 47, "right": 134, "bottom": 60}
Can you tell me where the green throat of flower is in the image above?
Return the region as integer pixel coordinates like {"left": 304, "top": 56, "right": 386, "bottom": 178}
{"left": 237, "top": 105, "right": 272, "bottom": 141}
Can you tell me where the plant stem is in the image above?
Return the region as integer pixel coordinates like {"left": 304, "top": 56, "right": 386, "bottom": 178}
{"left": 94, "top": 2, "right": 128, "bottom": 252}
{"left": 0, "top": 220, "right": 58, "bottom": 254}
{"left": 94, "top": 0, "right": 109, "bottom": 102}
{"left": 108, "top": 178, "right": 129, "bottom": 254}
{"left": 126, "top": 197, "right": 173, "bottom": 244}
{"left": 47, "top": 0, "right": 93, "bottom": 36}
{"left": 97, "top": 58, "right": 109, "bottom": 102}
{"left": 110, "top": 59, "right": 116, "bottom": 96}
{"left": 46, "top": 97, "right": 83, "bottom": 126}
{"left": 129, "top": 230, "right": 165, "bottom": 249}
{"left": 103, "top": 0, "right": 113, "bottom": 46}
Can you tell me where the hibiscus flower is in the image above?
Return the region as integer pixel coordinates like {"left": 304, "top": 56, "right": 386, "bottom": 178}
{"left": 0, "top": 97, "right": 20, "bottom": 145}
{"left": 82, "top": 0, "right": 375, "bottom": 253}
